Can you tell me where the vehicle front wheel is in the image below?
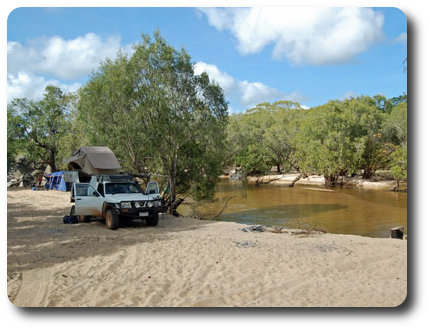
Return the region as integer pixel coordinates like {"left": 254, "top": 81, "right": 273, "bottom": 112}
{"left": 146, "top": 213, "right": 159, "bottom": 227}
{"left": 105, "top": 209, "right": 119, "bottom": 230}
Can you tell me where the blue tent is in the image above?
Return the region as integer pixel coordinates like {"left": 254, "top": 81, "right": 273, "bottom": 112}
{"left": 44, "top": 171, "right": 71, "bottom": 191}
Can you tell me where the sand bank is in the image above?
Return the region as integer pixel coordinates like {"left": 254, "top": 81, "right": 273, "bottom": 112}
{"left": 244, "top": 173, "right": 406, "bottom": 190}
{"left": 7, "top": 188, "right": 407, "bottom": 307}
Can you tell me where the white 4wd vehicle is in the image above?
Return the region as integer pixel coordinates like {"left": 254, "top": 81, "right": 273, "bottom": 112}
{"left": 70, "top": 175, "right": 163, "bottom": 230}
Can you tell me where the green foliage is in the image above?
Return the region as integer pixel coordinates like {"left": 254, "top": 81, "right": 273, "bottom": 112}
{"left": 296, "top": 98, "right": 386, "bottom": 183}
{"left": 227, "top": 95, "right": 406, "bottom": 186}
{"left": 227, "top": 108, "right": 272, "bottom": 174}
{"left": 56, "top": 94, "right": 91, "bottom": 167}
{"left": 78, "top": 32, "right": 228, "bottom": 201}
{"left": 227, "top": 100, "right": 303, "bottom": 174}
{"left": 382, "top": 102, "right": 407, "bottom": 147}
{"left": 77, "top": 51, "right": 150, "bottom": 173}
{"left": 7, "top": 104, "right": 26, "bottom": 172}
{"left": 7, "top": 85, "right": 72, "bottom": 172}
{"left": 389, "top": 93, "right": 407, "bottom": 107}
{"left": 390, "top": 145, "right": 407, "bottom": 182}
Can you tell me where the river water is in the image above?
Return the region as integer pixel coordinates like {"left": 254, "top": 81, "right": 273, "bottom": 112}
{"left": 178, "top": 180, "right": 407, "bottom": 238}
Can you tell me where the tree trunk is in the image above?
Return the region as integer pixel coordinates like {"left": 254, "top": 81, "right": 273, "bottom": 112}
{"left": 276, "top": 163, "right": 281, "bottom": 173}
{"left": 169, "top": 156, "right": 178, "bottom": 214}
{"left": 289, "top": 173, "right": 302, "bottom": 187}
{"left": 324, "top": 175, "right": 336, "bottom": 187}
{"left": 169, "top": 176, "right": 176, "bottom": 214}
{"left": 48, "top": 149, "right": 57, "bottom": 172}
{"left": 361, "top": 168, "right": 375, "bottom": 179}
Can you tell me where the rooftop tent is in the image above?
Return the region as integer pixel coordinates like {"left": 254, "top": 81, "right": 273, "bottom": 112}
{"left": 65, "top": 146, "right": 121, "bottom": 175}
{"left": 44, "top": 171, "right": 70, "bottom": 191}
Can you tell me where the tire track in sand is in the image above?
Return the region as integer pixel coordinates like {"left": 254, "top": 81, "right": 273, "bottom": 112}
{"left": 13, "top": 267, "right": 53, "bottom": 307}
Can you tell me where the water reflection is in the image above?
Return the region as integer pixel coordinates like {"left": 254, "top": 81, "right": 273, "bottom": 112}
{"left": 218, "top": 203, "right": 348, "bottom": 226}
{"left": 178, "top": 180, "right": 407, "bottom": 238}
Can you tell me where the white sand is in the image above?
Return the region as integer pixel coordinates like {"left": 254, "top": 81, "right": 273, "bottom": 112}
{"left": 246, "top": 173, "right": 406, "bottom": 190}
{"left": 7, "top": 188, "right": 407, "bottom": 307}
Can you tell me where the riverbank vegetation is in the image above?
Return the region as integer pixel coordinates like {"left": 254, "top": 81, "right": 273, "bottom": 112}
{"left": 7, "top": 31, "right": 407, "bottom": 209}
{"left": 227, "top": 95, "right": 407, "bottom": 188}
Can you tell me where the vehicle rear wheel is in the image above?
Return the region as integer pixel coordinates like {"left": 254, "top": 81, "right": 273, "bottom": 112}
{"left": 105, "top": 209, "right": 119, "bottom": 230}
{"left": 146, "top": 213, "right": 159, "bottom": 226}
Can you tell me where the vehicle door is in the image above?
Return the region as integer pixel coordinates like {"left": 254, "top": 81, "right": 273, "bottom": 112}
{"left": 145, "top": 181, "right": 160, "bottom": 199}
{"left": 73, "top": 183, "right": 104, "bottom": 217}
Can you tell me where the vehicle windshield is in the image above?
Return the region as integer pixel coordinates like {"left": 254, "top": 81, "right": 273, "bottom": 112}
{"left": 105, "top": 182, "right": 142, "bottom": 195}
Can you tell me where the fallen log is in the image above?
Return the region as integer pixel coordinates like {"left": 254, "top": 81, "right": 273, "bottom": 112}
{"left": 255, "top": 176, "right": 282, "bottom": 187}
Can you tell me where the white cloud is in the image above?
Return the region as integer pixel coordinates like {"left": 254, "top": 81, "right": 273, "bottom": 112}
{"left": 7, "top": 71, "right": 81, "bottom": 102}
{"left": 198, "top": 7, "right": 384, "bottom": 65}
{"left": 194, "top": 62, "right": 236, "bottom": 93}
{"left": 194, "top": 61, "right": 305, "bottom": 111}
{"left": 238, "top": 80, "right": 286, "bottom": 106}
{"left": 395, "top": 32, "right": 407, "bottom": 46}
{"left": 7, "top": 33, "right": 128, "bottom": 80}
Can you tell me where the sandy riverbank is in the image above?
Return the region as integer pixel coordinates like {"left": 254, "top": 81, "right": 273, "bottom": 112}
{"left": 7, "top": 188, "right": 407, "bottom": 307}
{"left": 242, "top": 173, "right": 407, "bottom": 190}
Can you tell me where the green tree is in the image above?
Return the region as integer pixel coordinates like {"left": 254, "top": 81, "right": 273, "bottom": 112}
{"left": 390, "top": 145, "right": 407, "bottom": 191}
{"left": 7, "top": 85, "right": 71, "bottom": 172}
{"left": 382, "top": 102, "right": 407, "bottom": 146}
{"left": 389, "top": 93, "right": 407, "bottom": 107}
{"left": 226, "top": 100, "right": 304, "bottom": 175}
{"left": 371, "top": 94, "right": 393, "bottom": 113}
{"left": 390, "top": 145, "right": 408, "bottom": 191}
{"left": 56, "top": 93, "right": 91, "bottom": 167}
{"left": 296, "top": 97, "right": 386, "bottom": 185}
{"left": 78, "top": 32, "right": 228, "bottom": 204}
{"left": 7, "top": 104, "right": 26, "bottom": 172}
{"left": 227, "top": 104, "right": 273, "bottom": 175}
{"left": 382, "top": 101, "right": 407, "bottom": 189}
{"left": 264, "top": 101, "right": 304, "bottom": 172}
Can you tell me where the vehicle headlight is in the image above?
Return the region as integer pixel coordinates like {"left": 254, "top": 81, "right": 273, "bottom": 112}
{"left": 121, "top": 202, "right": 132, "bottom": 208}
{"left": 134, "top": 201, "right": 144, "bottom": 208}
{"left": 147, "top": 201, "right": 153, "bottom": 208}
{"left": 154, "top": 201, "right": 161, "bottom": 207}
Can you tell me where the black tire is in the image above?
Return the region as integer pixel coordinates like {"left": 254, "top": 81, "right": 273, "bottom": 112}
{"left": 146, "top": 213, "right": 159, "bottom": 227}
{"left": 105, "top": 209, "right": 119, "bottom": 230}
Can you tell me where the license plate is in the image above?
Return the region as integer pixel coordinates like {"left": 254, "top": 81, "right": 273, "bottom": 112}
{"left": 139, "top": 212, "right": 149, "bottom": 217}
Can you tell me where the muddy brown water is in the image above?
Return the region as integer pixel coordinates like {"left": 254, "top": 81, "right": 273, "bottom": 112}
{"left": 178, "top": 180, "right": 407, "bottom": 238}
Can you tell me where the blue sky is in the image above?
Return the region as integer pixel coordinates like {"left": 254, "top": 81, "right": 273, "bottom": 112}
{"left": 7, "top": 7, "right": 407, "bottom": 112}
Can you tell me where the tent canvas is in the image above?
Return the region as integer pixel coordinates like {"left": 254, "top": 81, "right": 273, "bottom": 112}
{"left": 44, "top": 171, "right": 71, "bottom": 191}
{"left": 65, "top": 146, "right": 121, "bottom": 175}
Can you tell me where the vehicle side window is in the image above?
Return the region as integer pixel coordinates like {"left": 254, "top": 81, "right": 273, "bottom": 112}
{"left": 146, "top": 181, "right": 159, "bottom": 194}
{"left": 87, "top": 185, "right": 99, "bottom": 197}
{"left": 97, "top": 183, "right": 104, "bottom": 196}
{"left": 75, "top": 184, "right": 89, "bottom": 196}
{"left": 75, "top": 183, "right": 99, "bottom": 197}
